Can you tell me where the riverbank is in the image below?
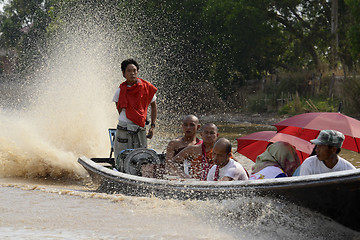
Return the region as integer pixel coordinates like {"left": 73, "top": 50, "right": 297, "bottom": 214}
{"left": 199, "top": 113, "right": 283, "bottom": 125}
{"left": 200, "top": 112, "right": 360, "bottom": 125}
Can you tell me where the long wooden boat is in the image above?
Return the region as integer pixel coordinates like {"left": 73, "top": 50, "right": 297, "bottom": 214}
{"left": 78, "top": 156, "right": 360, "bottom": 231}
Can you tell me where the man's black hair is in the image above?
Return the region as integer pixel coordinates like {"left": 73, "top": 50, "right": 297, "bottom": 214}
{"left": 225, "top": 141, "right": 232, "bottom": 155}
{"left": 201, "top": 123, "right": 218, "bottom": 132}
{"left": 216, "top": 138, "right": 232, "bottom": 154}
{"left": 328, "top": 145, "right": 341, "bottom": 154}
{"left": 121, "top": 59, "right": 139, "bottom": 72}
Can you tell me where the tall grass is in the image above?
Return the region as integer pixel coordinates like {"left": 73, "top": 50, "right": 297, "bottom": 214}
{"left": 341, "top": 75, "right": 360, "bottom": 114}
{"left": 230, "top": 70, "right": 344, "bottom": 114}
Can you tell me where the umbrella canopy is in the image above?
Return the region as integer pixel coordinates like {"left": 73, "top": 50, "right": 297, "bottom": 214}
{"left": 236, "top": 131, "right": 314, "bottom": 162}
{"left": 273, "top": 112, "right": 360, "bottom": 153}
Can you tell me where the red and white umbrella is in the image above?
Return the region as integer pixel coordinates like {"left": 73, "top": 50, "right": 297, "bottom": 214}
{"left": 237, "top": 131, "right": 314, "bottom": 162}
{"left": 273, "top": 112, "right": 360, "bottom": 153}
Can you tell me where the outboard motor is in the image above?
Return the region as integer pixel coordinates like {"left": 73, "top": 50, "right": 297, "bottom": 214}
{"left": 116, "top": 148, "right": 165, "bottom": 176}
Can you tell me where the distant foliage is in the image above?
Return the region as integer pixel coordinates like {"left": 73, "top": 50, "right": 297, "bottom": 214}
{"left": 1, "top": 0, "right": 360, "bottom": 114}
{"left": 345, "top": 0, "right": 360, "bottom": 61}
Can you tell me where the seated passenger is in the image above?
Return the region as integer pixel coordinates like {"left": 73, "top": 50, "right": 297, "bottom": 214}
{"left": 249, "top": 141, "right": 301, "bottom": 180}
{"left": 299, "top": 130, "right": 355, "bottom": 176}
{"left": 166, "top": 123, "right": 219, "bottom": 180}
{"left": 207, "top": 138, "right": 248, "bottom": 181}
{"left": 147, "top": 114, "right": 201, "bottom": 179}
{"left": 165, "top": 115, "right": 202, "bottom": 162}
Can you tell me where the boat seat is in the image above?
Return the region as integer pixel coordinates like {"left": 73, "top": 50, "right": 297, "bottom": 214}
{"left": 108, "top": 128, "right": 116, "bottom": 159}
{"left": 98, "top": 162, "right": 113, "bottom": 168}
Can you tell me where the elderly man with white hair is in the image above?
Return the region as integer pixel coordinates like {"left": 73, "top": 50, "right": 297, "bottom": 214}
{"left": 299, "top": 130, "right": 356, "bottom": 176}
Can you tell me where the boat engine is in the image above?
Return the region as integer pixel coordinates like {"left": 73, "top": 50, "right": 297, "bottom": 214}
{"left": 116, "top": 148, "right": 165, "bottom": 176}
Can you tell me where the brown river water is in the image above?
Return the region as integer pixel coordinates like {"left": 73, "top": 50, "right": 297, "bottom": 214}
{"left": 1, "top": 110, "right": 360, "bottom": 239}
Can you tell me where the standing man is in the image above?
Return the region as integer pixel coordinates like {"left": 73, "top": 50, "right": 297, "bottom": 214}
{"left": 112, "top": 59, "right": 157, "bottom": 170}
{"left": 299, "top": 130, "right": 356, "bottom": 176}
{"left": 207, "top": 138, "right": 248, "bottom": 181}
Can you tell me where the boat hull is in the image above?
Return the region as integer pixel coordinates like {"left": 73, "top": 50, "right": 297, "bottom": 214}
{"left": 78, "top": 156, "right": 360, "bottom": 231}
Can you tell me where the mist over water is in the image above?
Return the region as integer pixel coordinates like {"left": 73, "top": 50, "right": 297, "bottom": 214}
{"left": 0, "top": 2, "right": 218, "bottom": 180}
{"left": 0, "top": 4, "right": 129, "bottom": 179}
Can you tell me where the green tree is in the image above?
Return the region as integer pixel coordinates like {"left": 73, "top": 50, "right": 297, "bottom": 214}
{"left": 265, "top": 0, "right": 332, "bottom": 69}
{"left": 201, "top": 0, "right": 286, "bottom": 96}
{"left": 345, "top": 0, "right": 360, "bottom": 62}
{"left": 0, "top": 0, "right": 58, "bottom": 71}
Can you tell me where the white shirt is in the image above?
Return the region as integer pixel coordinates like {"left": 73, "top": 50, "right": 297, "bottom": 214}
{"left": 249, "top": 166, "right": 286, "bottom": 180}
{"left": 299, "top": 155, "right": 355, "bottom": 176}
{"left": 112, "top": 86, "right": 156, "bottom": 123}
{"left": 207, "top": 159, "right": 248, "bottom": 181}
